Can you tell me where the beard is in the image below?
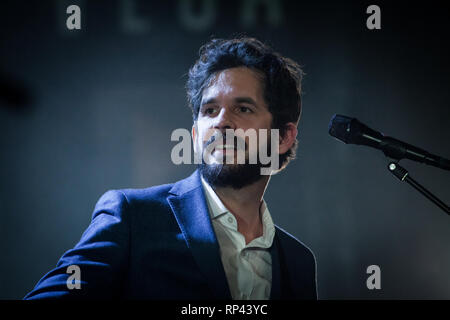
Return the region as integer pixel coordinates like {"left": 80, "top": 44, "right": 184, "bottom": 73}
{"left": 197, "top": 132, "right": 272, "bottom": 189}
{"left": 198, "top": 162, "right": 264, "bottom": 189}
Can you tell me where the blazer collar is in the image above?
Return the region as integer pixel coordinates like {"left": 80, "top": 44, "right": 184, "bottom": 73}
{"left": 167, "top": 170, "right": 287, "bottom": 300}
{"left": 268, "top": 233, "right": 281, "bottom": 299}
{"left": 167, "top": 170, "right": 232, "bottom": 299}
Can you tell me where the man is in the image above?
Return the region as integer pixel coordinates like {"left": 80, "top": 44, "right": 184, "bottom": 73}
{"left": 25, "top": 37, "right": 317, "bottom": 300}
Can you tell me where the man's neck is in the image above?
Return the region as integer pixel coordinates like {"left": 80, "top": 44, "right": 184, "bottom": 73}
{"left": 213, "top": 175, "right": 271, "bottom": 244}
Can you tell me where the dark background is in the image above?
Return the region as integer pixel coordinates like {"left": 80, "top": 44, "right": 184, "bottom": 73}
{"left": 1, "top": 0, "right": 449, "bottom": 299}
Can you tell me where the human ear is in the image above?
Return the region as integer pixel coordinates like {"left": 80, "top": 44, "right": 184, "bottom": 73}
{"left": 279, "top": 122, "right": 298, "bottom": 155}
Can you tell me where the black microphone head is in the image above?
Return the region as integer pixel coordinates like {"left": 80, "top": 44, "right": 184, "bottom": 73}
{"left": 328, "top": 114, "right": 450, "bottom": 170}
{"left": 328, "top": 114, "right": 384, "bottom": 147}
{"left": 328, "top": 114, "right": 354, "bottom": 144}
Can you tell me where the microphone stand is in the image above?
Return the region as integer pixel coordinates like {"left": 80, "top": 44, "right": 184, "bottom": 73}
{"left": 387, "top": 162, "right": 450, "bottom": 215}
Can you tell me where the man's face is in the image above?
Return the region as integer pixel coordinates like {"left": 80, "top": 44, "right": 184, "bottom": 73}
{"left": 192, "top": 67, "right": 274, "bottom": 188}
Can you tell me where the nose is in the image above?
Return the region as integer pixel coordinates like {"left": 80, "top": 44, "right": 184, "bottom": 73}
{"left": 213, "top": 107, "right": 236, "bottom": 131}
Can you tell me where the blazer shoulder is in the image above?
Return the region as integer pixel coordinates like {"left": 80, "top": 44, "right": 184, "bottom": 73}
{"left": 109, "top": 182, "right": 175, "bottom": 205}
{"left": 119, "top": 182, "right": 174, "bottom": 203}
{"left": 92, "top": 182, "right": 173, "bottom": 219}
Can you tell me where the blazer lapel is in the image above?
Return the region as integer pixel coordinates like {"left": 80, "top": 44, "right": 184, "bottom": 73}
{"left": 269, "top": 231, "right": 282, "bottom": 299}
{"left": 167, "top": 170, "right": 231, "bottom": 299}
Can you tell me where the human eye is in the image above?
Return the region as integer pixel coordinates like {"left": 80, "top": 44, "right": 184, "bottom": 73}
{"left": 238, "top": 105, "right": 253, "bottom": 113}
{"left": 202, "top": 106, "right": 217, "bottom": 116}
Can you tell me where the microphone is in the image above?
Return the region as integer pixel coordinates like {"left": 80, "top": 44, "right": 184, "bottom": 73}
{"left": 328, "top": 114, "right": 450, "bottom": 171}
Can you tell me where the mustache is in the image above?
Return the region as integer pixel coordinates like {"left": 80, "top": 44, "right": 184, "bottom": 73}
{"left": 204, "top": 132, "right": 247, "bottom": 150}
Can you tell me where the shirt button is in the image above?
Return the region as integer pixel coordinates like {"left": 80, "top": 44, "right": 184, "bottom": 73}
{"left": 227, "top": 217, "right": 233, "bottom": 224}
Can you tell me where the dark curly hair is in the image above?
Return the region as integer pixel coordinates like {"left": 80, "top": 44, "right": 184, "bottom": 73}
{"left": 186, "top": 37, "right": 304, "bottom": 171}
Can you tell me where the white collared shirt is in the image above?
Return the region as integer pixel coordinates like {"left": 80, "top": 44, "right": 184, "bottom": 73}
{"left": 201, "top": 177, "right": 276, "bottom": 300}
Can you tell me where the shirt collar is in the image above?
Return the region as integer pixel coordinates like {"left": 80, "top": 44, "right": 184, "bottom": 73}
{"left": 201, "top": 176, "right": 229, "bottom": 219}
{"left": 200, "top": 176, "right": 275, "bottom": 248}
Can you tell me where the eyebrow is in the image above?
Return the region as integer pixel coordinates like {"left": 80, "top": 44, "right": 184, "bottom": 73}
{"left": 201, "top": 96, "right": 259, "bottom": 107}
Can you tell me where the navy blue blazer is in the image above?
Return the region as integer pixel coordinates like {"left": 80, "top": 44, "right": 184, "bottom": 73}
{"left": 24, "top": 170, "right": 317, "bottom": 300}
